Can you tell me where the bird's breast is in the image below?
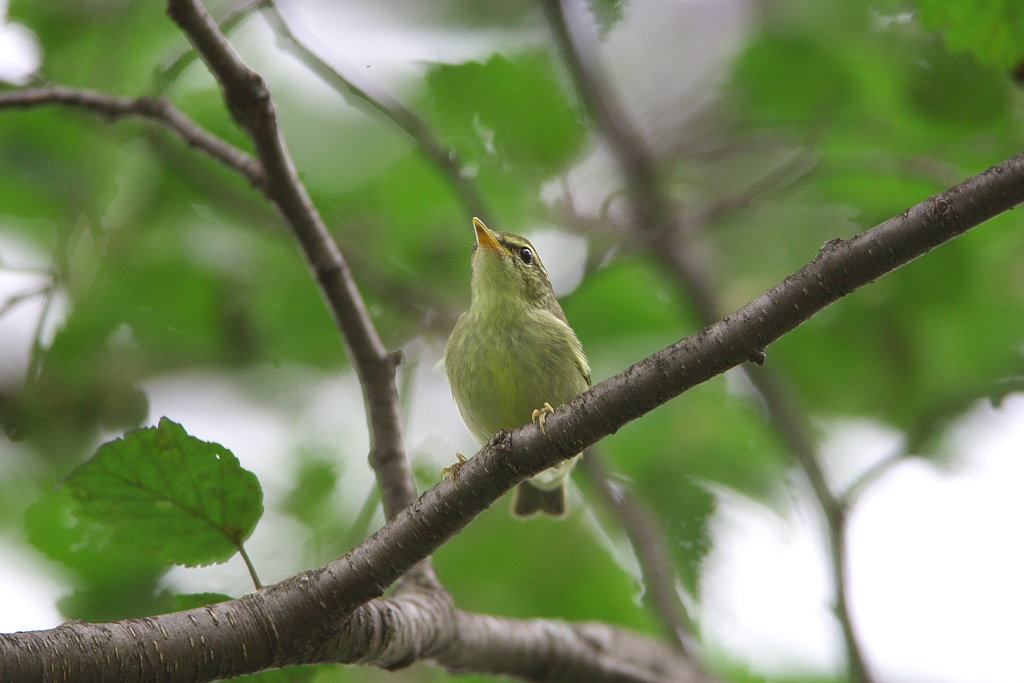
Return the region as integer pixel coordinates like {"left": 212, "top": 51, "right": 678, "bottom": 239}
{"left": 445, "top": 309, "right": 587, "bottom": 443}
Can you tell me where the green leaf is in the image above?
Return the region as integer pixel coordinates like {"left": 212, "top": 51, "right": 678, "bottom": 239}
{"left": 732, "top": 35, "right": 854, "bottom": 127}
{"left": 281, "top": 458, "right": 340, "bottom": 525}
{"left": 903, "top": 45, "right": 1010, "bottom": 127}
{"left": 64, "top": 417, "right": 263, "bottom": 567}
{"left": 917, "top": 0, "right": 1024, "bottom": 69}
{"left": 232, "top": 664, "right": 338, "bottom": 682}
{"left": 24, "top": 487, "right": 172, "bottom": 621}
{"left": 424, "top": 54, "right": 586, "bottom": 175}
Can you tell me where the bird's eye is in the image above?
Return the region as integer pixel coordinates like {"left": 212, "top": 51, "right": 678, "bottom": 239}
{"left": 518, "top": 247, "right": 534, "bottom": 265}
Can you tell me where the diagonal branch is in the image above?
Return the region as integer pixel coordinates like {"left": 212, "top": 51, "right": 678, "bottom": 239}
{"left": 153, "top": 0, "right": 263, "bottom": 94}
{"left": 0, "top": 87, "right": 264, "bottom": 188}
{"left": 581, "top": 450, "right": 695, "bottom": 654}
{"left": 4, "top": 147, "right": 1021, "bottom": 681}
{"left": 1, "top": 586, "right": 706, "bottom": 683}
{"left": 540, "top": 1, "right": 877, "bottom": 678}
{"left": 165, "top": 0, "right": 418, "bottom": 526}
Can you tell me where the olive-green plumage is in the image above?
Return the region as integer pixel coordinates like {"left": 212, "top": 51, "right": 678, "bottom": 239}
{"left": 444, "top": 218, "right": 590, "bottom": 518}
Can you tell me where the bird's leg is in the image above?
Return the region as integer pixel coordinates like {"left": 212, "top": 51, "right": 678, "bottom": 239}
{"left": 441, "top": 452, "right": 469, "bottom": 488}
{"left": 531, "top": 402, "right": 555, "bottom": 434}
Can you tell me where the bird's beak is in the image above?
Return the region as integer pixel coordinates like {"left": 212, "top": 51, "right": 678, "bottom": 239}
{"left": 473, "top": 217, "right": 505, "bottom": 255}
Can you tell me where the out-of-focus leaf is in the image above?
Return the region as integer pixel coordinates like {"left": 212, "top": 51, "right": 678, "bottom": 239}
{"left": 586, "top": 0, "right": 628, "bottom": 37}
{"left": 432, "top": 506, "right": 660, "bottom": 633}
{"left": 424, "top": 54, "right": 586, "bottom": 176}
{"left": 281, "top": 458, "right": 340, "bottom": 526}
{"left": 566, "top": 257, "right": 692, "bottom": 348}
{"left": 722, "top": 0, "right": 1023, "bottom": 448}
{"left": 600, "top": 380, "right": 788, "bottom": 598}
{"left": 11, "top": 1, "right": 180, "bottom": 92}
{"left": 63, "top": 417, "right": 263, "bottom": 567}
{"left": 771, "top": 218, "right": 1024, "bottom": 436}
{"left": 233, "top": 664, "right": 338, "bottom": 682}
{"left": 733, "top": 35, "right": 854, "bottom": 127}
{"left": 917, "top": 0, "right": 1024, "bottom": 68}
{"left": 904, "top": 46, "right": 1010, "bottom": 127}
{"left": 24, "top": 487, "right": 172, "bottom": 621}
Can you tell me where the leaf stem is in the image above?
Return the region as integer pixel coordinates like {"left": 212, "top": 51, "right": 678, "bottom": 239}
{"left": 236, "top": 541, "right": 263, "bottom": 590}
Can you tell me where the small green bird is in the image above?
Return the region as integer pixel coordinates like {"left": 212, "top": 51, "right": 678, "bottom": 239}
{"left": 444, "top": 217, "right": 591, "bottom": 518}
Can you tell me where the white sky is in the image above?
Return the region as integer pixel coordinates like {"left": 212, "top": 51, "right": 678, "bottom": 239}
{"left": 0, "top": 0, "right": 40, "bottom": 85}
{"left": 700, "top": 399, "right": 1024, "bottom": 682}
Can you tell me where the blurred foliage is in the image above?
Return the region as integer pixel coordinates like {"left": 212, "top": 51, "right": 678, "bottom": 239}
{"left": 0, "top": 0, "right": 1022, "bottom": 681}
{"left": 916, "top": 0, "right": 1024, "bottom": 69}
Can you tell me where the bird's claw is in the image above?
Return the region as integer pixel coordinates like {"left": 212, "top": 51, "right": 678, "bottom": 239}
{"left": 441, "top": 452, "right": 469, "bottom": 489}
{"left": 531, "top": 402, "right": 555, "bottom": 435}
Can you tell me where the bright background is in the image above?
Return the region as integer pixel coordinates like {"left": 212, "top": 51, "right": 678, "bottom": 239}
{"left": 1, "top": 1, "right": 1023, "bottom": 681}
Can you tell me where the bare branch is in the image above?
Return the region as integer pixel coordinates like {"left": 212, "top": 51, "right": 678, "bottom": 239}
{"left": 739, "top": 363, "right": 867, "bottom": 676}
{"left": 1, "top": 587, "right": 706, "bottom": 683}
{"left": 581, "top": 451, "right": 694, "bottom": 654}
{"left": 153, "top": 0, "right": 263, "bottom": 94}
{"left": 540, "top": 1, "right": 879, "bottom": 677}
{"left": 540, "top": 0, "right": 661, "bottom": 222}
{"left": 440, "top": 612, "right": 710, "bottom": 682}
{"left": 0, "top": 87, "right": 264, "bottom": 188}
{"left": 165, "top": 0, "right": 418, "bottom": 525}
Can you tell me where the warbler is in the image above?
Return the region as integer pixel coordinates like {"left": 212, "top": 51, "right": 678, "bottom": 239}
{"left": 443, "top": 217, "right": 590, "bottom": 518}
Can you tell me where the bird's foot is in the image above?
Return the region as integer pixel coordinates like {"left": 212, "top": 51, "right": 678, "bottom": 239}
{"left": 441, "top": 452, "right": 469, "bottom": 489}
{"left": 531, "top": 402, "right": 555, "bottom": 434}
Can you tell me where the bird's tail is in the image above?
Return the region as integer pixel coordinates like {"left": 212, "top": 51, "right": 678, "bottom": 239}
{"left": 511, "top": 481, "right": 567, "bottom": 519}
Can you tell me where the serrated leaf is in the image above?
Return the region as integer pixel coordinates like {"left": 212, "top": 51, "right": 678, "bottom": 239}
{"left": 64, "top": 417, "right": 263, "bottom": 567}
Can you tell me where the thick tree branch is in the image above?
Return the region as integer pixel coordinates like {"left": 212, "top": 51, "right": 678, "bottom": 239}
{"left": 0, "top": 87, "right": 264, "bottom": 188}
{"left": 1, "top": 588, "right": 704, "bottom": 683}
{"left": 4, "top": 147, "right": 1020, "bottom": 681}
{"left": 165, "top": 0, "right": 417, "bottom": 523}
{"left": 439, "top": 613, "right": 708, "bottom": 682}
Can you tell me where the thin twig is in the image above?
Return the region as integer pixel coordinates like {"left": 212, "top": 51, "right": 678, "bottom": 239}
{"left": 24, "top": 277, "right": 58, "bottom": 387}
{"left": 0, "top": 87, "right": 265, "bottom": 188}
{"left": 580, "top": 450, "right": 694, "bottom": 654}
{"left": 259, "top": 0, "right": 490, "bottom": 219}
{"left": 740, "top": 364, "right": 867, "bottom": 678}
{"left": 679, "top": 151, "right": 817, "bottom": 233}
{"left": 153, "top": 0, "right": 263, "bottom": 94}
{"left": 839, "top": 449, "right": 907, "bottom": 506}
{"left": 542, "top": 1, "right": 875, "bottom": 678}
{"left": 0, "top": 285, "right": 53, "bottom": 319}
{"left": 165, "top": 0, "right": 418, "bottom": 522}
